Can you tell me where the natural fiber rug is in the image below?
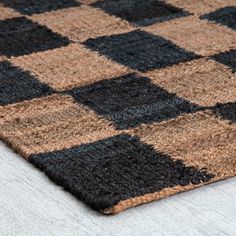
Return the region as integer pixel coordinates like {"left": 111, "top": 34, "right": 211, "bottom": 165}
{"left": 0, "top": 0, "right": 235, "bottom": 214}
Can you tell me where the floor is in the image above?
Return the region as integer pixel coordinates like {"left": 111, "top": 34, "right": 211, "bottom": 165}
{"left": 0, "top": 141, "right": 235, "bottom": 236}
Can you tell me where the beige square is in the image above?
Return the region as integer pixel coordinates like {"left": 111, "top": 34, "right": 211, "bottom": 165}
{"left": 0, "top": 5, "right": 21, "bottom": 20}
{"left": 145, "top": 15, "right": 236, "bottom": 56}
{"left": 145, "top": 58, "right": 236, "bottom": 107}
{"left": 30, "top": 5, "right": 133, "bottom": 42}
{"left": 131, "top": 111, "right": 236, "bottom": 178}
{"left": 0, "top": 94, "right": 119, "bottom": 158}
{"left": 165, "top": 0, "right": 236, "bottom": 15}
{"left": 11, "top": 44, "right": 131, "bottom": 91}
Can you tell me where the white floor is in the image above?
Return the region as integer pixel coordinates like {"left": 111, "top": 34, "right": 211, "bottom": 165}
{"left": 0, "top": 141, "right": 235, "bottom": 236}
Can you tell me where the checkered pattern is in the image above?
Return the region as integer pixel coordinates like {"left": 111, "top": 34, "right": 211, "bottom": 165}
{"left": 0, "top": 0, "right": 235, "bottom": 214}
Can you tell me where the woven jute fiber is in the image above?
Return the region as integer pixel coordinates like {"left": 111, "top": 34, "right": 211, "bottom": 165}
{"left": 0, "top": 0, "right": 236, "bottom": 214}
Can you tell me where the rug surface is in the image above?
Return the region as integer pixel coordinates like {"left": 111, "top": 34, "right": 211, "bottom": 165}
{"left": 0, "top": 0, "right": 235, "bottom": 214}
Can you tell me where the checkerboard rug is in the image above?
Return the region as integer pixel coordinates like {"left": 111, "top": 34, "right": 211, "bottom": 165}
{"left": 0, "top": 0, "right": 235, "bottom": 214}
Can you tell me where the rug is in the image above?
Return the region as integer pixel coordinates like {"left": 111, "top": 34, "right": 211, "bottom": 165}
{"left": 0, "top": 0, "right": 235, "bottom": 214}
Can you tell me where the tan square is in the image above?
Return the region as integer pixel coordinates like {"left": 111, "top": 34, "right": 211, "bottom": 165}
{"left": 131, "top": 111, "right": 236, "bottom": 178}
{"left": 145, "top": 58, "right": 236, "bottom": 107}
{"left": 165, "top": 0, "right": 236, "bottom": 15}
{"left": 145, "top": 15, "right": 236, "bottom": 56}
{"left": 11, "top": 44, "right": 131, "bottom": 91}
{"left": 0, "top": 94, "right": 119, "bottom": 158}
{"left": 30, "top": 5, "right": 133, "bottom": 42}
{"left": 0, "top": 5, "right": 20, "bottom": 20}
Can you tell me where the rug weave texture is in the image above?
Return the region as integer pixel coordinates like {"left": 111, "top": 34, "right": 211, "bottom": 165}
{"left": 0, "top": 0, "right": 236, "bottom": 214}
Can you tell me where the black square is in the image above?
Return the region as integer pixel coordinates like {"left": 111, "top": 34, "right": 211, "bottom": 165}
{"left": 200, "top": 6, "right": 236, "bottom": 31}
{"left": 30, "top": 134, "right": 214, "bottom": 211}
{"left": 0, "top": 61, "right": 53, "bottom": 105}
{"left": 211, "top": 50, "right": 236, "bottom": 73}
{"left": 0, "top": 17, "right": 70, "bottom": 57}
{"left": 0, "top": 0, "right": 80, "bottom": 16}
{"left": 84, "top": 30, "right": 198, "bottom": 72}
{"left": 91, "top": 0, "right": 190, "bottom": 26}
{"left": 213, "top": 102, "right": 236, "bottom": 123}
{"left": 70, "top": 73, "right": 201, "bottom": 129}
